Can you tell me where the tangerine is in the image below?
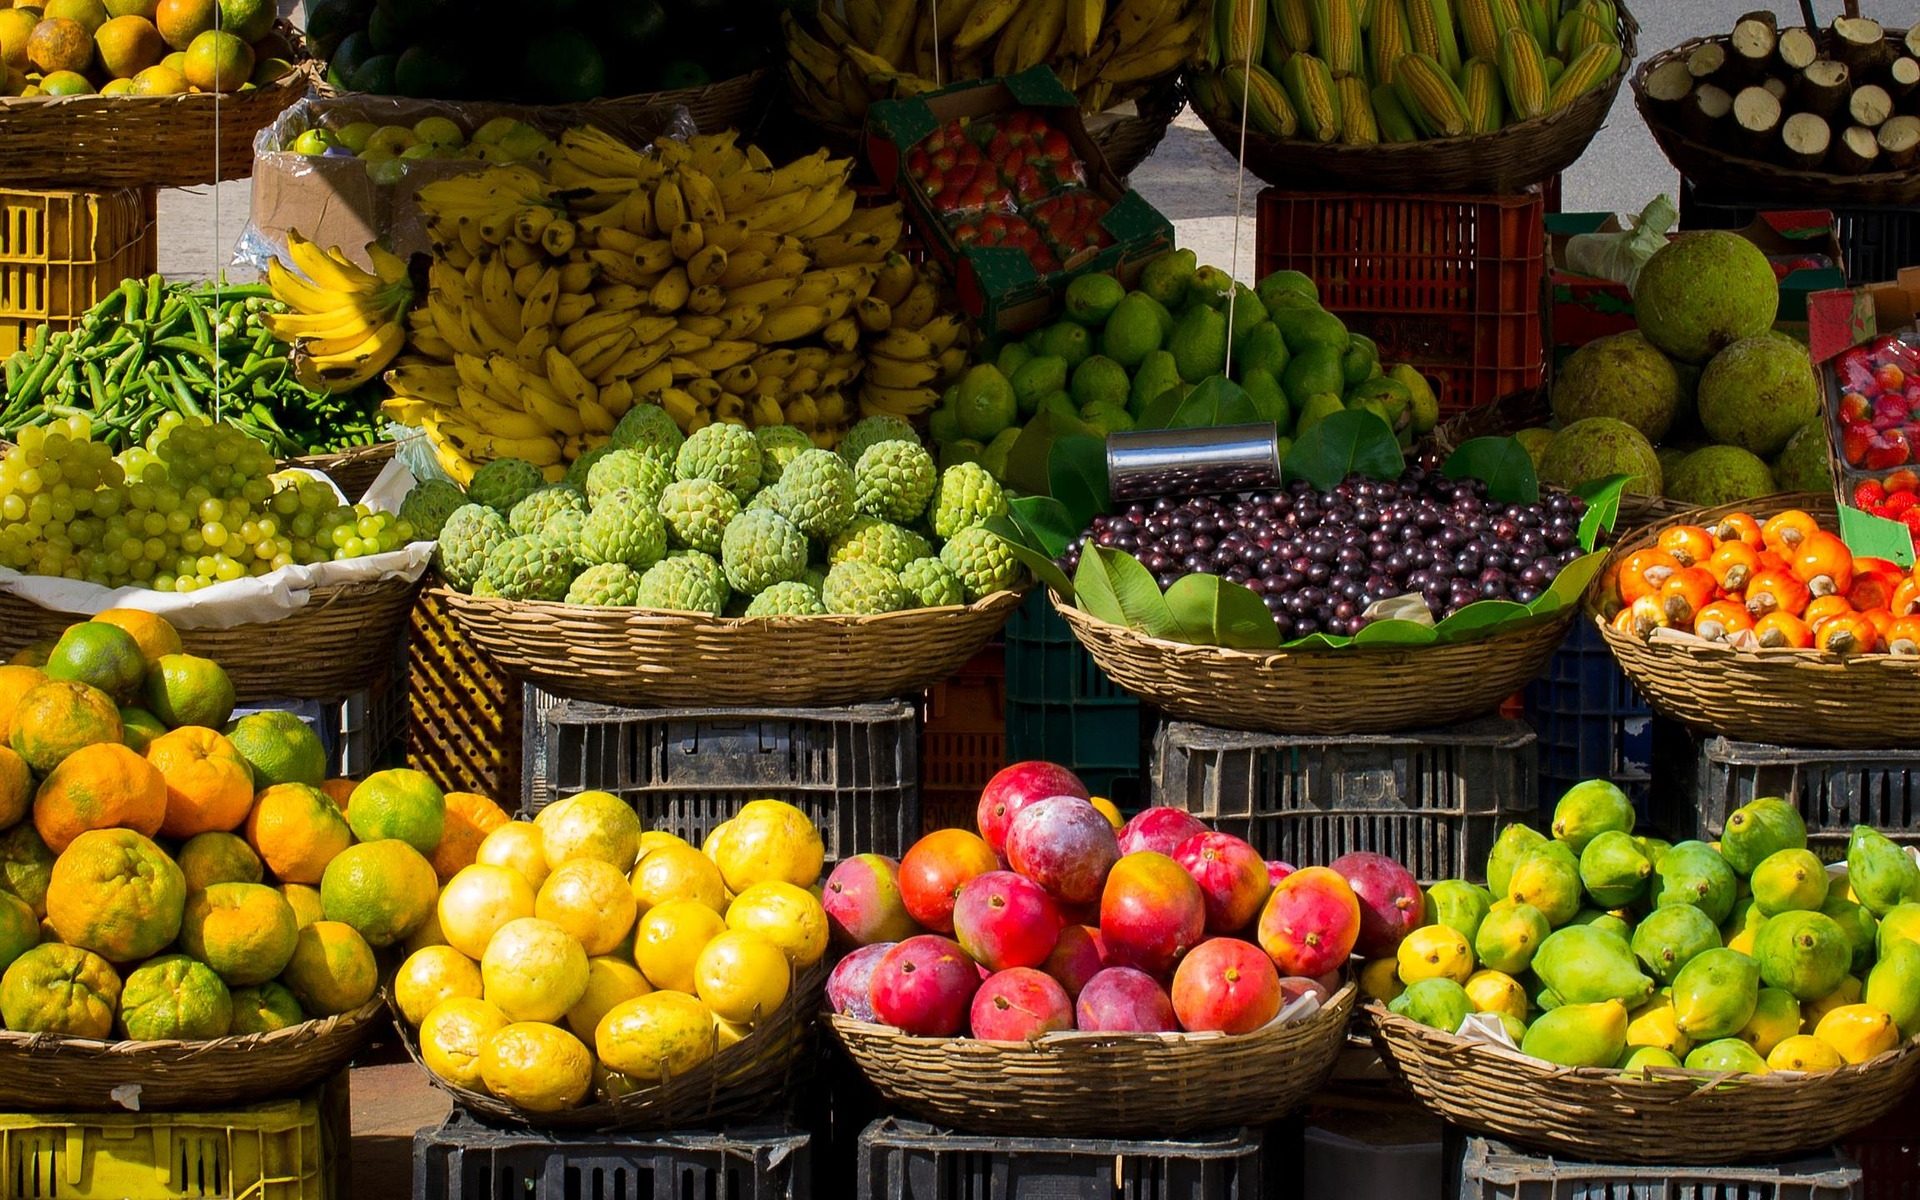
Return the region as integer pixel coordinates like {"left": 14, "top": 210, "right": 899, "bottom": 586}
{"left": 245, "top": 783, "right": 351, "bottom": 884}
{"left": 145, "top": 725, "right": 252, "bottom": 838}
{"left": 45, "top": 827, "right": 184, "bottom": 963}
{"left": 43, "top": 622, "right": 146, "bottom": 702}
{"left": 430, "top": 791, "right": 510, "bottom": 883}
{"left": 279, "top": 920, "right": 376, "bottom": 1015}
{"left": 0, "top": 943, "right": 119, "bottom": 1037}
{"left": 143, "top": 653, "right": 234, "bottom": 729}
{"left": 178, "top": 881, "right": 297, "bottom": 985}
{"left": 117, "top": 953, "right": 232, "bottom": 1040}
{"left": 318, "top": 838, "right": 437, "bottom": 948}
{"left": 10, "top": 679, "right": 122, "bottom": 774}
{"left": 33, "top": 741, "right": 167, "bottom": 853}
{"left": 89, "top": 609, "right": 180, "bottom": 662}
{"left": 229, "top": 980, "right": 303, "bottom": 1034}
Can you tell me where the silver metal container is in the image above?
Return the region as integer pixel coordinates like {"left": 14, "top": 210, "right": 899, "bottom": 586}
{"left": 1106, "top": 424, "right": 1282, "bottom": 500}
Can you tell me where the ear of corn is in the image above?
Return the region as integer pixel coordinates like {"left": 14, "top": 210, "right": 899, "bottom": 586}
{"left": 1546, "top": 39, "right": 1620, "bottom": 111}
{"left": 1225, "top": 62, "right": 1303, "bottom": 135}
{"left": 1281, "top": 51, "right": 1344, "bottom": 141}
{"left": 1216, "top": 0, "right": 1268, "bottom": 67}
{"left": 1394, "top": 50, "right": 1470, "bottom": 136}
{"left": 1517, "top": 0, "right": 1552, "bottom": 46}
{"left": 1370, "top": 82, "right": 1422, "bottom": 141}
{"left": 1310, "top": 0, "right": 1362, "bottom": 76}
{"left": 1403, "top": 0, "right": 1461, "bottom": 75}
{"left": 1544, "top": 55, "right": 1565, "bottom": 86}
{"left": 1554, "top": 10, "right": 1612, "bottom": 59}
{"left": 1498, "top": 25, "right": 1549, "bottom": 119}
{"left": 1460, "top": 56, "right": 1505, "bottom": 132}
{"left": 1367, "top": 0, "right": 1410, "bottom": 84}
{"left": 1336, "top": 74, "right": 1379, "bottom": 142}
{"left": 1272, "top": 0, "right": 1315, "bottom": 53}
{"left": 1455, "top": 0, "right": 1500, "bottom": 63}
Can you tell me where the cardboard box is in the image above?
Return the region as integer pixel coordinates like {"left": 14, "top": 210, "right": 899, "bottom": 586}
{"left": 1808, "top": 270, "right": 1920, "bottom": 511}
{"left": 864, "top": 67, "right": 1174, "bottom": 342}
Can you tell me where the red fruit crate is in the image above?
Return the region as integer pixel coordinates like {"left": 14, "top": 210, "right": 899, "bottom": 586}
{"left": 1255, "top": 188, "right": 1547, "bottom": 417}
{"left": 920, "top": 645, "right": 1005, "bottom": 836}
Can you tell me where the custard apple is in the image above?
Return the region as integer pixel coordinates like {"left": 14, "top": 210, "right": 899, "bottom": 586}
{"left": 720, "top": 509, "right": 808, "bottom": 596}
{"left": 745, "top": 580, "right": 826, "bottom": 617}
{"left": 667, "top": 549, "right": 729, "bottom": 599}
{"left": 676, "top": 422, "right": 762, "bottom": 501}
{"left": 587, "top": 449, "right": 671, "bottom": 507}
{"left": 566, "top": 563, "right": 643, "bottom": 606}
{"left": 435, "top": 504, "right": 510, "bottom": 591}
{"left": 636, "top": 554, "right": 728, "bottom": 615}
{"left": 930, "top": 463, "right": 1007, "bottom": 539}
{"left": 838, "top": 414, "right": 916, "bottom": 465}
{"left": 564, "top": 446, "right": 612, "bottom": 492}
{"left": 771, "top": 448, "right": 855, "bottom": 539}
{"left": 610, "top": 405, "right": 685, "bottom": 461}
{"left": 854, "top": 440, "right": 937, "bottom": 524}
{"left": 509, "top": 485, "right": 587, "bottom": 536}
{"left": 542, "top": 508, "right": 586, "bottom": 551}
{"left": 466, "top": 458, "right": 544, "bottom": 515}
{"left": 479, "top": 534, "right": 576, "bottom": 601}
{"left": 821, "top": 560, "right": 910, "bottom": 615}
{"left": 577, "top": 490, "right": 668, "bottom": 569}
{"left": 829, "top": 517, "right": 930, "bottom": 573}
{"left": 397, "top": 479, "right": 465, "bottom": 540}
{"left": 754, "top": 427, "right": 815, "bottom": 487}
{"left": 658, "top": 479, "right": 740, "bottom": 554}
{"left": 940, "top": 526, "right": 1022, "bottom": 601}
{"left": 900, "top": 556, "right": 964, "bottom": 608}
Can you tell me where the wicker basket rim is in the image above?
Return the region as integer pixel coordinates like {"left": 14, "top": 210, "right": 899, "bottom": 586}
{"left": 0, "top": 994, "right": 383, "bottom": 1055}
{"left": 314, "top": 66, "right": 765, "bottom": 107}
{"left": 0, "top": 29, "right": 313, "bottom": 110}
{"left": 429, "top": 582, "right": 1027, "bottom": 626}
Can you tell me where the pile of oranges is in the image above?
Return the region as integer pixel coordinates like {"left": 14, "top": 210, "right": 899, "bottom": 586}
{"left": 1608, "top": 508, "right": 1920, "bottom": 656}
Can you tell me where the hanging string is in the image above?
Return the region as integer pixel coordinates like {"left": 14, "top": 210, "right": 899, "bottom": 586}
{"left": 210, "top": 65, "right": 222, "bottom": 422}
{"left": 1221, "top": 0, "right": 1258, "bottom": 381}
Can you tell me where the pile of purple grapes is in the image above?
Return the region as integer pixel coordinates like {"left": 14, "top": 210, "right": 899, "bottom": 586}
{"left": 1062, "top": 462, "right": 1589, "bottom": 641}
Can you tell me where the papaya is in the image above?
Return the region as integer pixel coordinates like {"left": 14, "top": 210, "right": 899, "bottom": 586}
{"left": 1520, "top": 1000, "right": 1628, "bottom": 1068}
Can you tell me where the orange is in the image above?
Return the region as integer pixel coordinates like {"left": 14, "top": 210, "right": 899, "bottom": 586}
{"left": 33, "top": 741, "right": 167, "bottom": 853}
{"left": 42, "top": 622, "right": 146, "bottom": 702}
{"left": 8, "top": 641, "right": 54, "bottom": 668}
{"left": 479, "top": 1022, "right": 592, "bottom": 1112}
{"left": 143, "top": 653, "right": 234, "bottom": 729}
{"left": 404, "top": 907, "right": 449, "bottom": 954}
{"left": 225, "top": 710, "right": 326, "bottom": 787}
{"left": 633, "top": 898, "right": 725, "bottom": 994}
{"left": 318, "top": 778, "right": 354, "bottom": 810}
{"left": 151, "top": 0, "right": 208, "bottom": 49}
{"left": 277, "top": 882, "right": 323, "bottom": 928}
{"left": 89, "top": 608, "right": 179, "bottom": 663}
{"left": 229, "top": 980, "right": 303, "bottom": 1034}
{"left": 430, "top": 791, "right": 510, "bottom": 883}
{"left": 179, "top": 881, "right": 297, "bottom": 985}
{"left": 319, "top": 839, "right": 437, "bottom": 948}
{"left": 0, "top": 824, "right": 54, "bottom": 917}
{"left": 693, "top": 929, "right": 788, "bottom": 1024}
{"left": 245, "top": 783, "right": 350, "bottom": 884}
{"left": 476, "top": 822, "right": 549, "bottom": 890}
{"left": 630, "top": 842, "right": 726, "bottom": 916}
{"left": 595, "top": 990, "right": 715, "bottom": 1082}
{"left": 346, "top": 768, "right": 445, "bottom": 854}
{"left": 0, "top": 665, "right": 47, "bottom": 743}
{"left": 394, "top": 945, "right": 482, "bottom": 1026}
{"left": 0, "top": 746, "right": 29, "bottom": 831}
{"left": 179, "top": 25, "right": 245, "bottom": 91}
{"left": 23, "top": 16, "right": 89, "bottom": 74}
{"left": 213, "top": 0, "right": 267, "bottom": 42}
{"left": 128, "top": 61, "right": 185, "bottom": 92}
{"left": 536, "top": 859, "right": 636, "bottom": 957}
{"left": 564, "top": 956, "right": 650, "bottom": 1042}
{"left": 38, "top": 68, "right": 91, "bottom": 94}
{"left": 118, "top": 706, "right": 167, "bottom": 753}
{"left": 10, "top": 679, "right": 123, "bottom": 773}
{"left": 0, "top": 11, "right": 37, "bottom": 72}
{"left": 118, "top": 953, "right": 232, "bottom": 1040}
{"left": 419, "top": 996, "right": 509, "bottom": 1090}
{"left": 279, "top": 919, "right": 375, "bottom": 1015}
{"left": 105, "top": 0, "right": 160, "bottom": 18}
{"left": 146, "top": 725, "right": 252, "bottom": 838}
{"left": 0, "top": 943, "right": 120, "bottom": 1037}
{"left": 45, "top": 827, "right": 184, "bottom": 963}
{"left": 42, "top": 0, "right": 105, "bottom": 33}
{"left": 534, "top": 791, "right": 642, "bottom": 871}
{"left": 176, "top": 829, "right": 262, "bottom": 891}
{"left": 710, "top": 799, "right": 823, "bottom": 892}
{"left": 0, "top": 892, "right": 36, "bottom": 977}
{"left": 437, "top": 863, "right": 535, "bottom": 960}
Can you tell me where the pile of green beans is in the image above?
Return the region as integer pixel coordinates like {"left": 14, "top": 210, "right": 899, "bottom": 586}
{"left": 0, "top": 275, "right": 385, "bottom": 456}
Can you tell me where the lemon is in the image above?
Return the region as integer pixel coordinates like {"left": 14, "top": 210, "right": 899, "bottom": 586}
{"left": 725, "top": 881, "right": 828, "bottom": 968}
{"left": 476, "top": 823, "right": 550, "bottom": 890}
{"left": 710, "top": 799, "right": 824, "bottom": 892}
{"left": 419, "top": 997, "right": 508, "bottom": 1090}
{"left": 1397, "top": 925, "right": 1474, "bottom": 985}
{"left": 595, "top": 990, "right": 715, "bottom": 1081}
{"left": 630, "top": 842, "right": 726, "bottom": 916}
{"left": 536, "top": 859, "right": 637, "bottom": 956}
{"left": 394, "top": 945, "right": 482, "bottom": 1027}
{"left": 480, "top": 917, "right": 588, "bottom": 1023}
{"left": 480, "top": 1021, "right": 592, "bottom": 1112}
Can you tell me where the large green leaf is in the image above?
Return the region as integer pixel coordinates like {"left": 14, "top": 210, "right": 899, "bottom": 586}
{"left": 1164, "top": 573, "right": 1282, "bottom": 650}
{"left": 1352, "top": 619, "right": 1440, "bottom": 646}
{"left": 1528, "top": 549, "right": 1608, "bottom": 617}
{"left": 1048, "top": 435, "right": 1110, "bottom": 532}
{"left": 1443, "top": 436, "right": 1540, "bottom": 504}
{"left": 1574, "top": 475, "right": 1630, "bottom": 551}
{"left": 1284, "top": 408, "right": 1406, "bottom": 491}
{"left": 1003, "top": 407, "right": 1092, "bottom": 499}
{"left": 1284, "top": 631, "right": 1356, "bottom": 649}
{"left": 1073, "top": 546, "right": 1177, "bottom": 638}
{"left": 1137, "top": 375, "right": 1260, "bottom": 431}
{"left": 1004, "top": 495, "right": 1080, "bottom": 559}
{"left": 986, "top": 515, "right": 1073, "bottom": 601}
{"left": 1433, "top": 599, "right": 1534, "bottom": 642}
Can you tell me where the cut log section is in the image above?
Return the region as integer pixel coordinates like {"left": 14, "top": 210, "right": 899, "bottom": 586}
{"left": 1879, "top": 114, "right": 1920, "bottom": 168}
{"left": 1778, "top": 26, "right": 1820, "bottom": 72}
{"left": 1732, "top": 85, "right": 1784, "bottom": 154}
{"left": 1730, "top": 12, "right": 1779, "bottom": 78}
{"left": 1831, "top": 123, "right": 1882, "bottom": 172}
{"left": 1681, "top": 83, "right": 1734, "bottom": 140}
{"left": 1888, "top": 56, "right": 1919, "bottom": 101}
{"left": 1832, "top": 15, "right": 1889, "bottom": 75}
{"left": 1850, "top": 83, "right": 1894, "bottom": 127}
{"left": 1688, "top": 41, "right": 1729, "bottom": 81}
{"left": 1796, "top": 59, "right": 1853, "bottom": 119}
{"left": 1643, "top": 58, "right": 1696, "bottom": 106}
{"left": 1781, "top": 110, "right": 1833, "bottom": 168}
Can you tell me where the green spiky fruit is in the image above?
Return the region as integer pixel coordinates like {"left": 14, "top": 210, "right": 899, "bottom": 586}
{"left": 940, "top": 526, "right": 1022, "bottom": 601}
{"left": 754, "top": 427, "right": 815, "bottom": 486}
{"left": 899, "top": 556, "right": 964, "bottom": 608}
{"left": 466, "top": 458, "right": 544, "bottom": 514}
{"left": 675, "top": 423, "right": 763, "bottom": 501}
{"left": 478, "top": 534, "right": 575, "bottom": 601}
{"left": 586, "top": 449, "right": 671, "bottom": 507}
{"left": 821, "top": 560, "right": 910, "bottom": 615}
{"left": 720, "top": 509, "right": 808, "bottom": 595}
{"left": 829, "top": 517, "right": 931, "bottom": 573}
{"left": 838, "top": 414, "right": 916, "bottom": 465}
{"left": 435, "top": 504, "right": 510, "bottom": 591}
{"left": 854, "top": 440, "right": 938, "bottom": 524}
{"left": 930, "top": 462, "right": 1008, "bottom": 539}
{"left": 542, "top": 508, "right": 586, "bottom": 548}
{"left": 577, "top": 490, "right": 668, "bottom": 569}
{"left": 397, "top": 479, "right": 465, "bottom": 540}
{"left": 610, "top": 405, "right": 685, "bottom": 460}
{"left": 772, "top": 448, "right": 856, "bottom": 539}
{"left": 658, "top": 479, "right": 740, "bottom": 555}
{"left": 636, "top": 553, "right": 728, "bottom": 615}
{"left": 745, "top": 580, "right": 826, "bottom": 616}
{"left": 563, "top": 446, "right": 611, "bottom": 492}
{"left": 566, "top": 563, "right": 643, "bottom": 606}
{"left": 508, "top": 485, "right": 587, "bottom": 536}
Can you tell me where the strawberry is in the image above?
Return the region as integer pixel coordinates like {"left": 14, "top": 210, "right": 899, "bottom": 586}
{"left": 1887, "top": 469, "right": 1920, "bottom": 493}
{"left": 1857, "top": 480, "right": 1888, "bottom": 507}
{"left": 1886, "top": 491, "right": 1919, "bottom": 517}
{"left": 1902, "top": 509, "right": 1920, "bottom": 538}
{"left": 1867, "top": 429, "right": 1914, "bottom": 470}
{"left": 1843, "top": 423, "right": 1875, "bottom": 467}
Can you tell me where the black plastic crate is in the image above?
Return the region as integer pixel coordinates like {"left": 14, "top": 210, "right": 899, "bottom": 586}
{"left": 1523, "top": 621, "right": 1656, "bottom": 826}
{"left": 1844, "top": 1105, "right": 1920, "bottom": 1200}
{"left": 1150, "top": 718, "right": 1537, "bottom": 883}
{"left": 858, "top": 1118, "right": 1262, "bottom": 1200}
{"left": 1680, "top": 179, "right": 1920, "bottom": 286}
{"left": 1457, "top": 1136, "right": 1861, "bottom": 1200}
{"left": 521, "top": 690, "right": 920, "bottom": 861}
{"left": 1690, "top": 736, "right": 1920, "bottom": 864}
{"left": 415, "top": 1111, "right": 811, "bottom": 1200}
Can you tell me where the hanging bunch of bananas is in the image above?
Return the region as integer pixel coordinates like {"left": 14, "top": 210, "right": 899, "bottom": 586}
{"left": 856, "top": 257, "right": 969, "bottom": 419}
{"left": 783, "top": 0, "right": 1206, "bottom": 128}
{"left": 1188, "top": 0, "right": 1624, "bottom": 146}
{"left": 381, "top": 127, "right": 970, "bottom": 485}
{"left": 263, "top": 231, "right": 413, "bottom": 393}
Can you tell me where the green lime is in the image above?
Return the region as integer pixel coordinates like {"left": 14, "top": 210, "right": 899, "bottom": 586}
{"left": 953, "top": 365, "right": 1017, "bottom": 441}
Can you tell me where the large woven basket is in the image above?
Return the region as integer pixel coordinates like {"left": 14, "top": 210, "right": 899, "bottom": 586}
{"left": 395, "top": 959, "right": 823, "bottom": 1131}
{"left": 1594, "top": 494, "right": 1920, "bottom": 748}
{"left": 0, "top": 574, "right": 420, "bottom": 702}
{"left": 0, "top": 25, "right": 313, "bottom": 188}
{"left": 287, "top": 442, "right": 395, "bottom": 502}
{"left": 1187, "top": 6, "right": 1635, "bottom": 193}
{"left": 830, "top": 980, "right": 1355, "bottom": 1137}
{"left": 1088, "top": 75, "right": 1186, "bottom": 177}
{"left": 0, "top": 995, "right": 382, "bottom": 1112}
{"left": 1634, "top": 34, "right": 1920, "bottom": 207}
{"left": 316, "top": 69, "right": 766, "bottom": 136}
{"left": 1369, "top": 1003, "right": 1920, "bottom": 1163}
{"left": 1051, "top": 595, "right": 1574, "bottom": 735}
{"left": 431, "top": 584, "right": 1023, "bottom": 707}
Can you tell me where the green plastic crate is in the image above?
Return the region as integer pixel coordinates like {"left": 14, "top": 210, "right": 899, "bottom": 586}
{"left": 1004, "top": 592, "right": 1146, "bottom": 804}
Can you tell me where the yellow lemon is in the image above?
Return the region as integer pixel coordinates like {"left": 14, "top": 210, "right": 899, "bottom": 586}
{"left": 476, "top": 822, "right": 550, "bottom": 890}
{"left": 536, "top": 859, "right": 637, "bottom": 956}
{"left": 694, "top": 929, "right": 790, "bottom": 1025}
{"left": 480, "top": 917, "right": 588, "bottom": 1023}
{"left": 595, "top": 990, "right": 715, "bottom": 1081}
{"left": 394, "top": 945, "right": 482, "bottom": 1027}
{"left": 1814, "top": 1003, "right": 1900, "bottom": 1064}
{"left": 630, "top": 842, "right": 726, "bottom": 916}
{"left": 710, "top": 799, "right": 824, "bottom": 892}
{"left": 418, "top": 997, "right": 508, "bottom": 1090}
{"left": 725, "top": 881, "right": 828, "bottom": 968}
{"left": 1359, "top": 957, "right": 1404, "bottom": 1005}
{"left": 1767, "top": 1033, "right": 1846, "bottom": 1072}
{"left": 1396, "top": 925, "right": 1473, "bottom": 985}
{"left": 479, "top": 1021, "right": 592, "bottom": 1112}
{"left": 1464, "top": 969, "right": 1527, "bottom": 1020}
{"left": 633, "top": 899, "right": 726, "bottom": 994}
{"left": 438, "top": 863, "right": 536, "bottom": 960}
{"left": 535, "top": 791, "right": 641, "bottom": 871}
{"left": 566, "top": 956, "right": 651, "bottom": 1042}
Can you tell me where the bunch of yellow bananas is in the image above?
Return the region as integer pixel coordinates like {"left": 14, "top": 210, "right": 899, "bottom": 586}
{"left": 381, "top": 127, "right": 970, "bottom": 486}
{"left": 263, "top": 232, "right": 413, "bottom": 393}
{"left": 783, "top": 0, "right": 1204, "bottom": 126}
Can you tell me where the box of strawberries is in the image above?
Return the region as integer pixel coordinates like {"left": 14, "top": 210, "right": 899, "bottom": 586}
{"left": 865, "top": 67, "right": 1174, "bottom": 339}
{"left": 1809, "top": 270, "right": 1920, "bottom": 528}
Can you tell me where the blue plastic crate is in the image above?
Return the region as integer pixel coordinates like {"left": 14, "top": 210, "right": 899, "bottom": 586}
{"left": 1524, "top": 621, "right": 1654, "bottom": 823}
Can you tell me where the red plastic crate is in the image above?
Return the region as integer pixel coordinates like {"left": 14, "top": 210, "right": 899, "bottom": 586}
{"left": 1845, "top": 1100, "right": 1920, "bottom": 1199}
{"left": 920, "top": 645, "right": 1004, "bottom": 835}
{"left": 1255, "top": 188, "right": 1547, "bottom": 416}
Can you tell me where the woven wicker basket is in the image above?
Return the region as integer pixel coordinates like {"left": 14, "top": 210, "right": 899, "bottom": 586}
{"left": 830, "top": 980, "right": 1355, "bottom": 1137}
{"left": 394, "top": 959, "right": 822, "bottom": 1131}
{"left": 1050, "top": 595, "right": 1574, "bottom": 735}
{"left": 1369, "top": 1003, "right": 1920, "bottom": 1163}
{"left": 0, "top": 574, "right": 420, "bottom": 702}
{"left": 1592, "top": 493, "right": 1920, "bottom": 748}
{"left": 0, "top": 25, "right": 313, "bottom": 188}
{"left": 0, "top": 995, "right": 382, "bottom": 1112}
{"left": 1087, "top": 75, "right": 1186, "bottom": 177}
{"left": 1634, "top": 35, "right": 1920, "bottom": 208}
{"left": 1187, "top": 6, "right": 1635, "bottom": 193}
{"left": 287, "top": 442, "right": 395, "bottom": 502}
{"left": 430, "top": 583, "right": 1023, "bottom": 708}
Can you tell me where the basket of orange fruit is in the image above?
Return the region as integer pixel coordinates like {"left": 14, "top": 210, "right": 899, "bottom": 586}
{"left": 0, "top": 0, "right": 313, "bottom": 188}
{"left": 1591, "top": 493, "right": 1920, "bottom": 748}
{"left": 388, "top": 795, "right": 830, "bottom": 1128}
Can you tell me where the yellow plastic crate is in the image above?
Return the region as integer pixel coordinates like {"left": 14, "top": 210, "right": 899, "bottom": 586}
{"left": 0, "top": 186, "right": 158, "bottom": 357}
{"left": 407, "top": 588, "right": 520, "bottom": 800}
{"left": 0, "top": 1076, "right": 346, "bottom": 1200}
